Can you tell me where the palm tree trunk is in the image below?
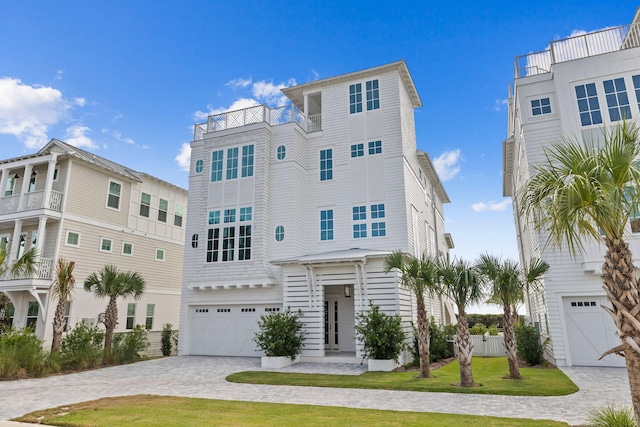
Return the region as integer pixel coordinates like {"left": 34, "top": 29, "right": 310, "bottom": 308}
{"left": 503, "top": 304, "right": 522, "bottom": 380}
{"left": 416, "top": 296, "right": 431, "bottom": 378}
{"left": 51, "top": 299, "right": 66, "bottom": 352}
{"left": 601, "top": 238, "right": 640, "bottom": 421}
{"left": 456, "top": 310, "right": 475, "bottom": 386}
{"left": 103, "top": 296, "right": 118, "bottom": 354}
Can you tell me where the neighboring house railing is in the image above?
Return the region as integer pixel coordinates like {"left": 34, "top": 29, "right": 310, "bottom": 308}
{"left": 514, "top": 23, "right": 640, "bottom": 78}
{"left": 0, "top": 190, "right": 63, "bottom": 214}
{"left": 0, "top": 257, "right": 54, "bottom": 281}
{"left": 194, "top": 104, "right": 322, "bottom": 140}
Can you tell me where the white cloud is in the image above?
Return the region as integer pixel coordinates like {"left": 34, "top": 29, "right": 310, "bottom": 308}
{"left": 113, "top": 131, "right": 135, "bottom": 145}
{"left": 311, "top": 69, "right": 319, "bottom": 80}
{"left": 433, "top": 149, "right": 461, "bottom": 181}
{"left": 75, "top": 97, "right": 86, "bottom": 106}
{"left": 55, "top": 70, "right": 63, "bottom": 80}
{"left": 193, "top": 98, "right": 260, "bottom": 121}
{"left": 175, "top": 142, "right": 191, "bottom": 171}
{"left": 493, "top": 98, "right": 508, "bottom": 111}
{"left": 471, "top": 199, "right": 512, "bottom": 212}
{"left": 64, "top": 125, "right": 97, "bottom": 149}
{"left": 226, "top": 77, "right": 252, "bottom": 89}
{"left": 0, "top": 77, "right": 71, "bottom": 149}
{"left": 252, "top": 78, "right": 295, "bottom": 106}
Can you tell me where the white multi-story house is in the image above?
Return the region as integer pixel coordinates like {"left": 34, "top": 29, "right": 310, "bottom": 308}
{"left": 179, "top": 61, "right": 455, "bottom": 362}
{"left": 0, "top": 139, "right": 187, "bottom": 350}
{"left": 503, "top": 9, "right": 640, "bottom": 367}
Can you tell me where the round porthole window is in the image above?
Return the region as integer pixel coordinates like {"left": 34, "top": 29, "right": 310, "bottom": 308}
{"left": 195, "top": 159, "right": 204, "bottom": 174}
{"left": 276, "top": 145, "right": 286, "bottom": 160}
{"left": 275, "top": 225, "right": 284, "bottom": 242}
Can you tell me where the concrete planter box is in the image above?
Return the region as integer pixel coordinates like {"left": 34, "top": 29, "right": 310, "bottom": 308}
{"left": 367, "top": 359, "right": 399, "bottom": 371}
{"left": 261, "top": 356, "right": 298, "bottom": 369}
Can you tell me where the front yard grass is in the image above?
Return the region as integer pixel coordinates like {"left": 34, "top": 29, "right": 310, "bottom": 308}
{"left": 226, "top": 356, "right": 578, "bottom": 396}
{"left": 15, "top": 395, "right": 568, "bottom": 426}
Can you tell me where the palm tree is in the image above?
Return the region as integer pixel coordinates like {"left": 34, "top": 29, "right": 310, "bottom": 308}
{"left": 51, "top": 258, "right": 75, "bottom": 352}
{"left": 476, "top": 254, "right": 549, "bottom": 380}
{"left": 0, "top": 241, "right": 38, "bottom": 279}
{"left": 384, "top": 251, "right": 441, "bottom": 378}
{"left": 439, "top": 258, "right": 483, "bottom": 387}
{"left": 520, "top": 122, "right": 640, "bottom": 420}
{"left": 84, "top": 265, "right": 145, "bottom": 359}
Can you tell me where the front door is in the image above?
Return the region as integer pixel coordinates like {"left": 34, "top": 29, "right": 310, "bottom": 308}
{"left": 324, "top": 299, "right": 339, "bottom": 350}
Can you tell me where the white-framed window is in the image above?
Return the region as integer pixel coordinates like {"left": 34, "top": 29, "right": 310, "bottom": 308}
{"left": 349, "top": 83, "right": 362, "bottom": 114}
{"left": 26, "top": 301, "right": 39, "bottom": 330}
{"left": 241, "top": 145, "right": 254, "bottom": 177}
{"left": 575, "top": 83, "right": 603, "bottom": 126}
{"left": 368, "top": 140, "right": 382, "bottom": 155}
{"left": 53, "top": 168, "right": 59, "bottom": 182}
{"left": 139, "top": 193, "right": 151, "bottom": 218}
{"left": 155, "top": 248, "right": 165, "bottom": 261}
{"left": 4, "top": 176, "right": 16, "bottom": 196}
{"left": 145, "top": 304, "right": 155, "bottom": 330}
{"left": 320, "top": 209, "right": 334, "bottom": 241}
{"left": 351, "top": 144, "right": 364, "bottom": 158}
{"left": 353, "top": 205, "right": 367, "bottom": 239}
{"left": 366, "top": 79, "right": 380, "bottom": 110}
{"left": 276, "top": 145, "right": 286, "bottom": 160}
{"left": 122, "top": 242, "right": 133, "bottom": 256}
{"left": 371, "top": 203, "right": 386, "bottom": 237}
{"left": 208, "top": 210, "right": 221, "bottom": 225}
{"left": 65, "top": 231, "right": 81, "bottom": 247}
{"left": 63, "top": 301, "right": 71, "bottom": 332}
{"left": 174, "top": 204, "right": 183, "bottom": 227}
{"left": 211, "top": 150, "right": 224, "bottom": 182}
{"left": 603, "top": 77, "right": 632, "bottom": 121}
{"left": 226, "top": 147, "right": 239, "bottom": 180}
{"left": 100, "top": 237, "right": 112, "bottom": 253}
{"left": 107, "top": 180, "right": 122, "bottom": 210}
{"left": 195, "top": 159, "right": 204, "bottom": 174}
{"left": 158, "top": 199, "right": 168, "bottom": 223}
{"left": 275, "top": 225, "right": 284, "bottom": 242}
{"left": 320, "top": 149, "right": 333, "bottom": 181}
{"left": 530, "top": 97, "right": 552, "bottom": 116}
{"left": 126, "top": 303, "right": 136, "bottom": 329}
{"left": 28, "top": 174, "right": 37, "bottom": 192}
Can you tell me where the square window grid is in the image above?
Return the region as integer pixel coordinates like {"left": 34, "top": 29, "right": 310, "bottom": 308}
{"left": 372, "top": 222, "right": 386, "bottom": 237}
{"left": 208, "top": 210, "right": 220, "bottom": 225}
{"left": 366, "top": 79, "right": 380, "bottom": 110}
{"left": 349, "top": 83, "right": 362, "bottom": 114}
{"left": 351, "top": 144, "right": 364, "bottom": 158}
{"left": 604, "top": 78, "right": 632, "bottom": 122}
{"left": 352, "top": 206, "right": 366, "bottom": 220}
{"left": 575, "top": 83, "right": 602, "bottom": 126}
{"left": 240, "top": 207, "right": 252, "bottom": 221}
{"left": 531, "top": 98, "right": 551, "bottom": 116}
{"left": 353, "top": 223, "right": 367, "bottom": 238}
{"left": 224, "top": 209, "right": 236, "bottom": 223}
{"left": 368, "top": 140, "right": 382, "bottom": 155}
{"left": 371, "top": 204, "right": 385, "bottom": 219}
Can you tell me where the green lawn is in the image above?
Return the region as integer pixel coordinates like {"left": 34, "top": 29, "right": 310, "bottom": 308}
{"left": 15, "top": 395, "right": 568, "bottom": 427}
{"left": 227, "top": 357, "right": 578, "bottom": 396}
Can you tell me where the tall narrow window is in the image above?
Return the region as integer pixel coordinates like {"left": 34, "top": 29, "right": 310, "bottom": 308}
{"left": 4, "top": 176, "right": 15, "bottom": 196}
{"left": 5, "top": 302, "right": 14, "bottom": 327}
{"left": 158, "top": 199, "right": 168, "bottom": 222}
{"left": 139, "top": 193, "right": 151, "bottom": 217}
{"left": 241, "top": 145, "right": 254, "bottom": 177}
{"left": 352, "top": 205, "right": 367, "bottom": 239}
{"left": 371, "top": 204, "right": 386, "bottom": 237}
{"left": 126, "top": 303, "right": 136, "bottom": 329}
{"left": 275, "top": 225, "right": 285, "bottom": 242}
{"left": 222, "top": 227, "right": 235, "bottom": 261}
{"left": 211, "top": 150, "right": 224, "bottom": 182}
{"left": 145, "top": 304, "right": 155, "bottom": 330}
{"left": 192, "top": 233, "right": 199, "bottom": 248}
{"left": 575, "top": 83, "right": 602, "bottom": 126}
{"left": 174, "top": 204, "right": 183, "bottom": 227}
{"left": 349, "top": 83, "right": 362, "bottom": 114}
{"left": 626, "top": 188, "right": 640, "bottom": 233}
{"left": 28, "top": 175, "right": 36, "bottom": 192}
{"left": 195, "top": 159, "right": 204, "bottom": 174}
{"left": 320, "top": 149, "right": 333, "bottom": 181}
{"left": 239, "top": 225, "right": 251, "bottom": 260}
{"left": 366, "top": 79, "right": 379, "bottom": 110}
{"left": 320, "top": 209, "right": 334, "bottom": 241}
{"left": 206, "top": 228, "right": 219, "bottom": 262}
{"left": 226, "top": 147, "right": 239, "bottom": 180}
{"left": 107, "top": 181, "right": 121, "bottom": 209}
{"left": 603, "top": 78, "right": 631, "bottom": 121}
{"left": 63, "top": 302, "right": 71, "bottom": 332}
{"left": 26, "top": 302, "right": 39, "bottom": 330}
{"left": 633, "top": 75, "right": 640, "bottom": 111}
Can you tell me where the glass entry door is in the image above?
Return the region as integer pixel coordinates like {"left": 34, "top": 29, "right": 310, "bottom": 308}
{"left": 324, "top": 299, "right": 339, "bottom": 350}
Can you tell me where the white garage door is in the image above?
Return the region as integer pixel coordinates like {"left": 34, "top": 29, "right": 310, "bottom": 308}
{"left": 563, "top": 297, "right": 625, "bottom": 367}
{"left": 188, "top": 305, "right": 275, "bottom": 356}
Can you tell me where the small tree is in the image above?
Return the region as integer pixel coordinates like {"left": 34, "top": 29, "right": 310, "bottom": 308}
{"left": 354, "top": 302, "right": 406, "bottom": 362}
{"left": 51, "top": 259, "right": 75, "bottom": 353}
{"left": 161, "top": 323, "right": 176, "bottom": 356}
{"left": 254, "top": 308, "right": 306, "bottom": 360}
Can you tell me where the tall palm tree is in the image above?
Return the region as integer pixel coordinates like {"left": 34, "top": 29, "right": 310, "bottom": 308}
{"left": 84, "top": 265, "right": 145, "bottom": 359}
{"left": 520, "top": 121, "right": 640, "bottom": 420}
{"left": 0, "top": 241, "right": 38, "bottom": 279}
{"left": 384, "top": 251, "right": 441, "bottom": 378}
{"left": 476, "top": 254, "right": 549, "bottom": 380}
{"left": 51, "top": 258, "right": 75, "bottom": 352}
{"left": 439, "top": 258, "right": 483, "bottom": 387}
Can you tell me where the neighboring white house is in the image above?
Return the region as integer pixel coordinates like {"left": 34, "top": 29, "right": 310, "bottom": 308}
{"left": 179, "top": 61, "right": 456, "bottom": 362}
{"left": 0, "top": 139, "right": 187, "bottom": 350}
{"left": 503, "top": 9, "right": 640, "bottom": 367}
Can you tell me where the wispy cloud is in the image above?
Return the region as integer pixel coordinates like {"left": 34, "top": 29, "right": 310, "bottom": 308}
{"left": 0, "top": 77, "right": 72, "bottom": 149}
{"left": 433, "top": 149, "right": 461, "bottom": 181}
{"left": 54, "top": 70, "right": 63, "bottom": 81}
{"left": 175, "top": 142, "right": 191, "bottom": 171}
{"left": 74, "top": 97, "right": 86, "bottom": 107}
{"left": 493, "top": 98, "right": 508, "bottom": 111}
{"left": 226, "top": 77, "right": 252, "bottom": 89}
{"left": 113, "top": 131, "right": 135, "bottom": 145}
{"left": 64, "top": 125, "right": 97, "bottom": 149}
{"left": 471, "top": 199, "right": 512, "bottom": 212}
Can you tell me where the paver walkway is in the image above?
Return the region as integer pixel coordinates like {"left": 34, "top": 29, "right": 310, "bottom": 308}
{"left": 0, "top": 356, "right": 632, "bottom": 426}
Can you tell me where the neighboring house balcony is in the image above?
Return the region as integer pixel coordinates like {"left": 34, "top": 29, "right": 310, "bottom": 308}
{"left": 194, "top": 104, "right": 322, "bottom": 140}
{"left": 0, "top": 190, "right": 63, "bottom": 216}
{"left": 514, "top": 23, "right": 640, "bottom": 78}
{"left": 0, "top": 258, "right": 54, "bottom": 282}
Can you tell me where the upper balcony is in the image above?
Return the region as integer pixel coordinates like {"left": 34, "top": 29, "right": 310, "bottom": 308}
{"left": 514, "top": 23, "right": 640, "bottom": 79}
{"left": 194, "top": 104, "right": 322, "bottom": 140}
{"left": 0, "top": 190, "right": 63, "bottom": 216}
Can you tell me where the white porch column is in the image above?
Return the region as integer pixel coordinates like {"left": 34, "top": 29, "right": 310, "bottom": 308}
{"left": 17, "top": 163, "right": 33, "bottom": 211}
{"left": 0, "top": 169, "right": 7, "bottom": 198}
{"left": 9, "top": 219, "right": 23, "bottom": 261}
{"left": 35, "top": 215, "right": 47, "bottom": 256}
{"left": 42, "top": 156, "right": 57, "bottom": 210}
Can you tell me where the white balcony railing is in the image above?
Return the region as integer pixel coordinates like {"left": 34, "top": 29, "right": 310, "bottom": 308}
{"left": 0, "top": 257, "right": 54, "bottom": 281}
{"left": 194, "top": 104, "right": 321, "bottom": 140}
{"left": 515, "top": 23, "right": 640, "bottom": 78}
{"left": 0, "top": 190, "right": 63, "bottom": 214}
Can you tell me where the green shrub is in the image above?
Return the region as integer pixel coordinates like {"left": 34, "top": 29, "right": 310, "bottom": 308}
{"left": 111, "top": 325, "right": 150, "bottom": 364}
{"left": 60, "top": 322, "right": 104, "bottom": 370}
{"left": 355, "top": 303, "right": 405, "bottom": 362}
{"left": 488, "top": 324, "right": 499, "bottom": 336}
{"left": 429, "top": 320, "right": 452, "bottom": 362}
{"left": 161, "top": 323, "right": 177, "bottom": 356}
{"left": 0, "top": 327, "right": 49, "bottom": 379}
{"left": 587, "top": 404, "right": 637, "bottom": 427}
{"left": 469, "top": 324, "right": 488, "bottom": 335}
{"left": 515, "top": 322, "right": 546, "bottom": 365}
{"left": 254, "top": 308, "right": 306, "bottom": 360}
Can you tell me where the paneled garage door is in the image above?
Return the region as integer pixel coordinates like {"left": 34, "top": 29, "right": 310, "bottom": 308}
{"left": 563, "top": 297, "right": 625, "bottom": 367}
{"left": 188, "top": 305, "right": 278, "bottom": 356}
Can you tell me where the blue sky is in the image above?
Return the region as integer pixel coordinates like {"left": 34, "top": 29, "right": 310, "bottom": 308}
{"left": 1, "top": 2, "right": 638, "bottom": 311}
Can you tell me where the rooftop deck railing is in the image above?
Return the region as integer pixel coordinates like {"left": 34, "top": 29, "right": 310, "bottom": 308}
{"left": 194, "top": 104, "right": 321, "bottom": 140}
{"left": 515, "top": 23, "right": 640, "bottom": 79}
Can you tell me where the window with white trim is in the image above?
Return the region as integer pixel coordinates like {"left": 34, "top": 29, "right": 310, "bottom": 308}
{"left": 352, "top": 205, "right": 367, "bottom": 239}
{"left": 351, "top": 144, "right": 364, "bottom": 158}
{"left": 174, "top": 204, "right": 183, "bottom": 227}
{"left": 145, "top": 304, "right": 155, "bottom": 330}
{"left": 139, "top": 193, "right": 151, "bottom": 218}
{"left": 191, "top": 234, "right": 198, "bottom": 248}
{"left": 206, "top": 228, "right": 219, "bottom": 262}
{"left": 224, "top": 209, "right": 236, "bottom": 223}
{"left": 349, "top": 83, "right": 362, "bottom": 114}
{"left": 195, "top": 159, "right": 204, "bottom": 174}
{"left": 368, "top": 140, "right": 382, "bottom": 155}
{"left": 530, "top": 97, "right": 551, "bottom": 116}
{"left": 126, "top": 303, "right": 136, "bottom": 329}
{"left": 28, "top": 174, "right": 36, "bottom": 193}
{"left": 275, "top": 225, "right": 284, "bottom": 242}
{"left": 371, "top": 203, "right": 386, "bottom": 237}
{"left": 320, "top": 149, "right": 333, "bottom": 181}
{"left": 222, "top": 227, "right": 235, "bottom": 261}
{"left": 100, "top": 237, "right": 112, "bottom": 252}
{"left": 158, "top": 199, "right": 168, "bottom": 223}
{"left": 26, "top": 302, "right": 38, "bottom": 330}
{"left": 277, "top": 145, "right": 286, "bottom": 160}
{"left": 603, "top": 77, "right": 632, "bottom": 121}
{"left": 66, "top": 231, "right": 80, "bottom": 247}
{"left": 122, "top": 242, "right": 133, "bottom": 256}
{"left": 226, "top": 147, "right": 239, "bottom": 180}
{"left": 240, "top": 207, "right": 252, "bottom": 221}
{"left": 320, "top": 209, "right": 334, "bottom": 241}
{"left": 575, "top": 83, "right": 603, "bottom": 126}
{"left": 239, "top": 225, "right": 251, "bottom": 260}
{"left": 63, "top": 301, "right": 71, "bottom": 332}
{"left": 366, "top": 79, "right": 379, "bottom": 111}
{"left": 208, "top": 210, "right": 220, "bottom": 225}
{"left": 4, "top": 176, "right": 15, "bottom": 196}
{"left": 211, "top": 150, "right": 224, "bottom": 182}
{"left": 241, "top": 145, "right": 254, "bottom": 177}
{"left": 155, "top": 248, "right": 165, "bottom": 261}
{"left": 107, "top": 180, "right": 121, "bottom": 209}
